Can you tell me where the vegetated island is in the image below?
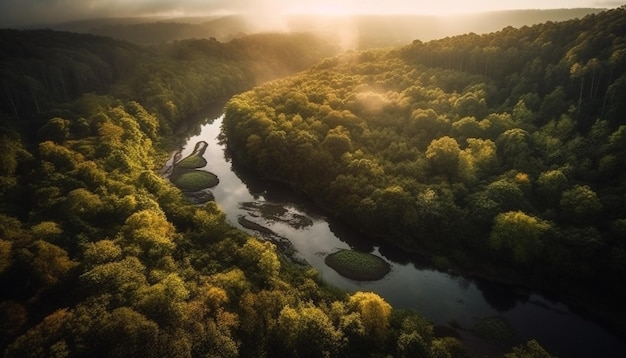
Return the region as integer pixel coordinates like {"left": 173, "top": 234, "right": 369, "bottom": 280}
{"left": 325, "top": 249, "right": 391, "bottom": 281}
{"left": 168, "top": 141, "right": 219, "bottom": 192}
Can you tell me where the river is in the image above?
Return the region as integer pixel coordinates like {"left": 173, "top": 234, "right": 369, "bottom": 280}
{"left": 168, "top": 114, "right": 625, "bottom": 357}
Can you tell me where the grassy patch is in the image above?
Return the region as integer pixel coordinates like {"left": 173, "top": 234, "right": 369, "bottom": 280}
{"left": 175, "top": 141, "right": 209, "bottom": 169}
{"left": 325, "top": 249, "right": 391, "bottom": 281}
{"left": 171, "top": 171, "right": 219, "bottom": 191}
{"left": 176, "top": 155, "right": 207, "bottom": 169}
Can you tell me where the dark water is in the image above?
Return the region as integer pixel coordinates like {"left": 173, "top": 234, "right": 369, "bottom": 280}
{"left": 171, "top": 115, "right": 626, "bottom": 357}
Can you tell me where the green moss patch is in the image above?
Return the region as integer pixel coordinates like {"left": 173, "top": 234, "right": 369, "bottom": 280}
{"left": 175, "top": 155, "right": 207, "bottom": 169}
{"left": 171, "top": 170, "right": 219, "bottom": 192}
{"left": 325, "top": 249, "right": 391, "bottom": 281}
{"left": 175, "top": 141, "right": 209, "bottom": 169}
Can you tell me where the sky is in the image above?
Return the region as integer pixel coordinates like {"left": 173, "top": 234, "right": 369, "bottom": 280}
{"left": 0, "top": 0, "right": 622, "bottom": 28}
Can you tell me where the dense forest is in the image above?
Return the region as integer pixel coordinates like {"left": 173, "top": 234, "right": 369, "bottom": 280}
{"left": 222, "top": 6, "right": 626, "bottom": 331}
{"left": 2, "top": 7, "right": 624, "bottom": 358}
{"left": 0, "top": 26, "right": 557, "bottom": 357}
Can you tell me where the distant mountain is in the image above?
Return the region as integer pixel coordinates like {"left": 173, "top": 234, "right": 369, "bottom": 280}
{"left": 87, "top": 15, "right": 252, "bottom": 44}
{"left": 39, "top": 8, "right": 605, "bottom": 47}
{"left": 287, "top": 8, "right": 607, "bottom": 48}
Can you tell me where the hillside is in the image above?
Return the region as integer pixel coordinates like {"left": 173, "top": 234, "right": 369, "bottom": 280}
{"left": 2, "top": 29, "right": 443, "bottom": 358}
{"left": 1, "top": 8, "right": 622, "bottom": 357}
{"left": 223, "top": 7, "right": 626, "bottom": 324}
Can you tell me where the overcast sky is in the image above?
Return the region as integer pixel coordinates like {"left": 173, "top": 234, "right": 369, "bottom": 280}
{"left": 0, "top": 0, "right": 622, "bottom": 28}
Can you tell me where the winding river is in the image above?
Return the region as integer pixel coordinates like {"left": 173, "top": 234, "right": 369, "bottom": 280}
{"left": 169, "top": 114, "right": 625, "bottom": 357}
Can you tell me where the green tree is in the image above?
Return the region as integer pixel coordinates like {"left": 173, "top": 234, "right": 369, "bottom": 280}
{"left": 489, "top": 211, "right": 551, "bottom": 265}
{"left": 321, "top": 125, "right": 353, "bottom": 158}
{"left": 29, "top": 240, "right": 78, "bottom": 287}
{"left": 559, "top": 185, "right": 602, "bottom": 225}
{"left": 97, "top": 307, "right": 161, "bottom": 358}
{"left": 536, "top": 170, "right": 568, "bottom": 208}
{"left": 425, "top": 136, "right": 462, "bottom": 181}
{"left": 82, "top": 239, "right": 123, "bottom": 269}
{"left": 120, "top": 209, "right": 176, "bottom": 263}
{"left": 275, "top": 305, "right": 343, "bottom": 358}
{"left": 347, "top": 291, "right": 392, "bottom": 341}
{"left": 496, "top": 128, "right": 535, "bottom": 171}
{"left": 504, "top": 339, "right": 555, "bottom": 358}
{"left": 136, "top": 273, "right": 189, "bottom": 327}
{"left": 239, "top": 239, "right": 280, "bottom": 286}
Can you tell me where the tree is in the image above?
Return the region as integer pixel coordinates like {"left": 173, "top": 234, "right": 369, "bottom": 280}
{"left": 321, "top": 125, "right": 353, "bottom": 158}
{"left": 121, "top": 209, "right": 176, "bottom": 263}
{"left": 275, "top": 305, "right": 343, "bottom": 358}
{"left": 97, "top": 307, "right": 161, "bottom": 358}
{"left": 485, "top": 179, "right": 526, "bottom": 212}
{"left": 347, "top": 292, "right": 392, "bottom": 341}
{"left": 505, "top": 339, "right": 555, "bottom": 358}
{"left": 80, "top": 256, "right": 147, "bottom": 304}
{"left": 397, "top": 331, "right": 429, "bottom": 358}
{"left": 425, "top": 136, "right": 462, "bottom": 181}
{"left": 559, "top": 185, "right": 602, "bottom": 225}
{"left": 452, "top": 116, "right": 483, "bottom": 141}
{"left": 38, "top": 117, "right": 71, "bottom": 143}
{"left": 82, "top": 239, "right": 123, "bottom": 269}
{"left": 465, "top": 138, "right": 497, "bottom": 176}
{"left": 136, "top": 273, "right": 189, "bottom": 327}
{"left": 496, "top": 128, "right": 535, "bottom": 171}
{"left": 4, "top": 308, "right": 72, "bottom": 358}
{"left": 489, "top": 211, "right": 551, "bottom": 265}
{"left": 29, "top": 240, "right": 78, "bottom": 287}
{"left": 536, "top": 170, "right": 568, "bottom": 208}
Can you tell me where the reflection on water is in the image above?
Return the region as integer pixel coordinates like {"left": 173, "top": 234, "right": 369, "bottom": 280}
{"left": 173, "top": 115, "right": 626, "bottom": 358}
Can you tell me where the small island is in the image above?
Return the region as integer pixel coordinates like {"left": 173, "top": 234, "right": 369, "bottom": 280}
{"left": 325, "top": 249, "right": 391, "bottom": 281}
{"left": 171, "top": 171, "right": 219, "bottom": 191}
{"left": 169, "top": 141, "right": 219, "bottom": 192}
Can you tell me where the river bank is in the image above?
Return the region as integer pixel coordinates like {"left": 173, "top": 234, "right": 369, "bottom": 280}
{"left": 164, "top": 113, "right": 626, "bottom": 357}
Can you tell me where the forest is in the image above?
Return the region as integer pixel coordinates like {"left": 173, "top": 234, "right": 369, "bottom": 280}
{"left": 1, "top": 6, "right": 624, "bottom": 358}
{"left": 222, "top": 6, "right": 626, "bottom": 330}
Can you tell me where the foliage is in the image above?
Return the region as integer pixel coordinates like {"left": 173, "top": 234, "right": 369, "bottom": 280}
{"left": 0, "top": 26, "right": 473, "bottom": 358}
{"left": 505, "top": 340, "right": 556, "bottom": 358}
{"left": 16, "top": 8, "right": 626, "bottom": 358}
{"left": 222, "top": 7, "right": 626, "bottom": 315}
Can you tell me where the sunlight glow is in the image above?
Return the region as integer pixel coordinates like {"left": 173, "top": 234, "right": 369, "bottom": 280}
{"left": 292, "top": 3, "right": 352, "bottom": 16}
{"left": 282, "top": 0, "right": 608, "bottom": 16}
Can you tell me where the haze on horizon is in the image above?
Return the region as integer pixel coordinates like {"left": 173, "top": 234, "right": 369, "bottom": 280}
{"left": 0, "top": 0, "right": 621, "bottom": 28}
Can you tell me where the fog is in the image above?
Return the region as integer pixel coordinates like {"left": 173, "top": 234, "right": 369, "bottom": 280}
{"left": 0, "top": 0, "right": 619, "bottom": 28}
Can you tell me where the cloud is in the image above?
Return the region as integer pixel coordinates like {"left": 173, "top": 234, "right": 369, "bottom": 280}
{"left": 592, "top": 1, "right": 624, "bottom": 6}
{"left": 0, "top": 0, "right": 297, "bottom": 27}
{"left": 0, "top": 0, "right": 613, "bottom": 28}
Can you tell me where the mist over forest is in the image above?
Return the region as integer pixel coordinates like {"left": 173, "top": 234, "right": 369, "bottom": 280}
{"left": 36, "top": 8, "right": 605, "bottom": 48}
{"left": 1, "top": 4, "right": 625, "bottom": 358}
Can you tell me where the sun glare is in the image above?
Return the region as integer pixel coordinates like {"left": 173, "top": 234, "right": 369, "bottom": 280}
{"left": 291, "top": 3, "right": 351, "bottom": 16}
{"left": 284, "top": 0, "right": 514, "bottom": 17}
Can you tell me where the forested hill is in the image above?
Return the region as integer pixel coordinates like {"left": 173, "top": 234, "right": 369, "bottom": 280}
{"left": 0, "top": 28, "right": 486, "bottom": 358}
{"left": 223, "top": 6, "right": 626, "bottom": 323}
{"left": 0, "top": 29, "right": 339, "bottom": 136}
